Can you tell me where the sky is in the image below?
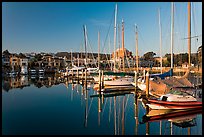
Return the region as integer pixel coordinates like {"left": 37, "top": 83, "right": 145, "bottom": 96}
{"left": 2, "top": 2, "right": 202, "bottom": 57}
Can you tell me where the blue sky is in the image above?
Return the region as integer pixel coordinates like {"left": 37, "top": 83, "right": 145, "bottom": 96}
{"left": 2, "top": 2, "right": 202, "bottom": 56}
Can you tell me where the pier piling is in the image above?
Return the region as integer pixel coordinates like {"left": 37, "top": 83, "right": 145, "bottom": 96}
{"left": 102, "top": 70, "right": 104, "bottom": 89}
{"left": 145, "top": 71, "right": 149, "bottom": 98}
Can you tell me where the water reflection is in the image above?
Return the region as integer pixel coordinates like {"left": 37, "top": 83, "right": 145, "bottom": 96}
{"left": 2, "top": 75, "right": 69, "bottom": 91}
{"left": 140, "top": 103, "right": 202, "bottom": 135}
{"left": 2, "top": 76, "right": 30, "bottom": 91}
{"left": 2, "top": 75, "right": 202, "bottom": 135}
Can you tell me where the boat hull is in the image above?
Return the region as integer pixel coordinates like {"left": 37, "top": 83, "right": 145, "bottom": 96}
{"left": 147, "top": 103, "right": 202, "bottom": 110}
{"left": 148, "top": 99, "right": 202, "bottom": 106}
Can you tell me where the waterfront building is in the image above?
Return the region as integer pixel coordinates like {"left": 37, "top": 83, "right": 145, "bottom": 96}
{"left": 19, "top": 57, "right": 28, "bottom": 74}
{"left": 10, "top": 54, "right": 20, "bottom": 71}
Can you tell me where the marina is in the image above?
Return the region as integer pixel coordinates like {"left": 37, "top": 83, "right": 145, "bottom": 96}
{"left": 2, "top": 2, "right": 202, "bottom": 135}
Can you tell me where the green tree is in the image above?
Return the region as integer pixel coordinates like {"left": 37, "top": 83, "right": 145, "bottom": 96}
{"left": 34, "top": 54, "right": 43, "bottom": 61}
{"left": 163, "top": 60, "right": 170, "bottom": 67}
{"left": 3, "top": 50, "right": 11, "bottom": 55}
{"left": 143, "top": 52, "right": 156, "bottom": 61}
{"left": 18, "top": 53, "right": 26, "bottom": 58}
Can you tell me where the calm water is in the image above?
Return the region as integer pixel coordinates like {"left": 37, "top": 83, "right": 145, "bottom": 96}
{"left": 2, "top": 75, "right": 202, "bottom": 135}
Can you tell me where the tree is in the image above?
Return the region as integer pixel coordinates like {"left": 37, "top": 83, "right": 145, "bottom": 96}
{"left": 163, "top": 60, "right": 170, "bottom": 67}
{"left": 143, "top": 52, "right": 156, "bottom": 61}
{"left": 19, "top": 53, "right": 26, "bottom": 58}
{"left": 34, "top": 54, "right": 43, "bottom": 61}
{"left": 164, "top": 53, "right": 171, "bottom": 62}
{"left": 3, "top": 50, "right": 11, "bottom": 55}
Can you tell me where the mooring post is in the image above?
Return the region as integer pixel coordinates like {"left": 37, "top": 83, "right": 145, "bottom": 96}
{"left": 102, "top": 70, "right": 104, "bottom": 89}
{"left": 134, "top": 71, "right": 137, "bottom": 88}
{"left": 145, "top": 71, "right": 149, "bottom": 98}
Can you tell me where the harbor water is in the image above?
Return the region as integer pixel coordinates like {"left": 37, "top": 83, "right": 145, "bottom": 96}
{"left": 2, "top": 75, "right": 202, "bottom": 135}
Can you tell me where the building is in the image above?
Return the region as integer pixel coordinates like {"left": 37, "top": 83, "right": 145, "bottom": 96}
{"left": 19, "top": 57, "right": 28, "bottom": 74}
{"left": 2, "top": 54, "right": 10, "bottom": 67}
{"left": 10, "top": 54, "right": 20, "bottom": 71}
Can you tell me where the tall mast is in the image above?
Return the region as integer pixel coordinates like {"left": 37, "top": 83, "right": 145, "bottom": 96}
{"left": 188, "top": 2, "right": 191, "bottom": 66}
{"left": 83, "top": 25, "right": 88, "bottom": 68}
{"left": 118, "top": 24, "right": 121, "bottom": 70}
{"left": 71, "top": 49, "right": 73, "bottom": 67}
{"left": 108, "top": 35, "right": 113, "bottom": 70}
{"left": 135, "top": 24, "right": 139, "bottom": 72}
{"left": 158, "top": 8, "right": 163, "bottom": 74}
{"left": 122, "top": 19, "right": 125, "bottom": 71}
{"left": 170, "top": 2, "right": 174, "bottom": 69}
{"left": 113, "top": 3, "right": 117, "bottom": 72}
{"left": 98, "top": 31, "right": 100, "bottom": 69}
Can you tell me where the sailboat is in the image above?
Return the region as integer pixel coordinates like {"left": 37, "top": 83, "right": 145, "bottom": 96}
{"left": 142, "top": 3, "right": 202, "bottom": 111}
{"left": 149, "top": 2, "right": 196, "bottom": 97}
{"left": 102, "top": 10, "right": 134, "bottom": 86}
{"left": 131, "top": 14, "right": 173, "bottom": 91}
{"left": 93, "top": 4, "right": 134, "bottom": 89}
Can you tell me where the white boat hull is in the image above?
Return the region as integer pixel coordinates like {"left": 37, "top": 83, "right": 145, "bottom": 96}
{"left": 104, "top": 77, "right": 134, "bottom": 86}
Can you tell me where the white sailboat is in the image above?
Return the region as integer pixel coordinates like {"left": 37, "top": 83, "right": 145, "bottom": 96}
{"left": 103, "top": 76, "right": 134, "bottom": 86}
{"left": 93, "top": 4, "right": 134, "bottom": 89}
{"left": 104, "top": 17, "right": 134, "bottom": 86}
{"left": 132, "top": 4, "right": 174, "bottom": 91}
{"left": 150, "top": 2, "right": 195, "bottom": 96}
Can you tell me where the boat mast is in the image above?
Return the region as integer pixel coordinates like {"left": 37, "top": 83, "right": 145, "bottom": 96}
{"left": 114, "top": 3, "right": 117, "bottom": 72}
{"left": 122, "top": 19, "right": 125, "bottom": 71}
{"left": 109, "top": 35, "right": 112, "bottom": 70}
{"left": 170, "top": 2, "right": 174, "bottom": 69}
{"left": 83, "top": 25, "right": 88, "bottom": 68}
{"left": 188, "top": 2, "right": 191, "bottom": 67}
{"left": 158, "top": 8, "right": 163, "bottom": 74}
{"left": 118, "top": 24, "right": 121, "bottom": 70}
{"left": 71, "top": 49, "right": 73, "bottom": 67}
{"left": 98, "top": 31, "right": 100, "bottom": 69}
{"left": 135, "top": 24, "right": 139, "bottom": 72}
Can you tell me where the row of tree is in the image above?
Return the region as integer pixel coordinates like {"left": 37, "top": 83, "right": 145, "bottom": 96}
{"left": 142, "top": 51, "right": 200, "bottom": 67}
{"left": 3, "top": 49, "right": 202, "bottom": 68}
